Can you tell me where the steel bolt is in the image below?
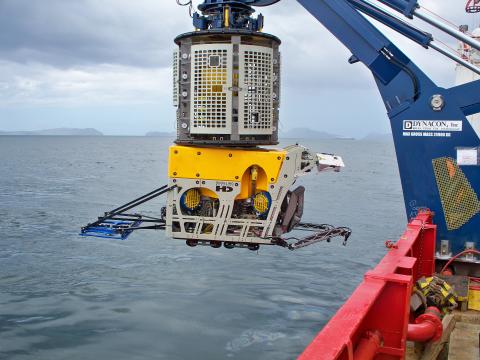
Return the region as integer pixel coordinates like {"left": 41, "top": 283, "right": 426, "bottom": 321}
{"left": 430, "top": 94, "right": 445, "bottom": 111}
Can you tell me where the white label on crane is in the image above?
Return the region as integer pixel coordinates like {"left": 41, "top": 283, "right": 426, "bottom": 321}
{"left": 403, "top": 120, "right": 463, "bottom": 132}
{"left": 457, "top": 148, "right": 479, "bottom": 166}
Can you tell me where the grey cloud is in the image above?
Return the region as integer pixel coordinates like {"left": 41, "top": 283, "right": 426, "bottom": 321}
{"left": 0, "top": 0, "right": 467, "bottom": 73}
{"left": 0, "top": 0, "right": 191, "bottom": 68}
{"left": 0, "top": 0, "right": 472, "bottom": 109}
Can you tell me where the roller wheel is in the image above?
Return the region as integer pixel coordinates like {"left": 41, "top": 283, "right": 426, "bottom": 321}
{"left": 248, "top": 244, "right": 260, "bottom": 251}
{"left": 186, "top": 239, "right": 198, "bottom": 247}
{"left": 224, "top": 242, "right": 235, "bottom": 249}
{"left": 210, "top": 241, "right": 222, "bottom": 248}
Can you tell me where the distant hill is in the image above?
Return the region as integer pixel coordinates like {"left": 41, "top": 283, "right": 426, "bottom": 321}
{"left": 280, "top": 127, "right": 339, "bottom": 140}
{"left": 362, "top": 132, "right": 393, "bottom": 142}
{"left": 145, "top": 131, "right": 176, "bottom": 137}
{"left": 0, "top": 128, "right": 103, "bottom": 136}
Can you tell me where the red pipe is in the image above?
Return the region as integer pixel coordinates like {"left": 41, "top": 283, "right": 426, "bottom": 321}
{"left": 440, "top": 249, "right": 480, "bottom": 274}
{"left": 353, "top": 331, "right": 382, "bottom": 360}
{"left": 408, "top": 322, "right": 438, "bottom": 342}
{"left": 407, "top": 307, "right": 443, "bottom": 343}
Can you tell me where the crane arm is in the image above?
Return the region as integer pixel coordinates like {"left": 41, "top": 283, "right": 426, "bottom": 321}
{"left": 297, "top": 0, "right": 425, "bottom": 110}
{"left": 294, "top": 0, "right": 480, "bottom": 258}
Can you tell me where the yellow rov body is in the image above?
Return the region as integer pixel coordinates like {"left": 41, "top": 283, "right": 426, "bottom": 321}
{"left": 166, "top": 144, "right": 334, "bottom": 249}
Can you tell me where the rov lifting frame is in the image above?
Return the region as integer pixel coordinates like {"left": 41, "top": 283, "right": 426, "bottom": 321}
{"left": 80, "top": 183, "right": 352, "bottom": 250}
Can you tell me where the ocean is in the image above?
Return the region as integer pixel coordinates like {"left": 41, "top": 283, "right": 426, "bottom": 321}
{"left": 0, "top": 136, "right": 406, "bottom": 360}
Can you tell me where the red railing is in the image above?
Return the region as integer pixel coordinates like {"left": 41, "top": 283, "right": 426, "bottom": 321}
{"left": 298, "top": 210, "right": 436, "bottom": 360}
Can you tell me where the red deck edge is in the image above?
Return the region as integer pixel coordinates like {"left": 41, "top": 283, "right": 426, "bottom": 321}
{"left": 298, "top": 210, "right": 436, "bottom": 360}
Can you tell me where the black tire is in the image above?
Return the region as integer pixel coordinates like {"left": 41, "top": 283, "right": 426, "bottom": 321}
{"left": 248, "top": 244, "right": 260, "bottom": 251}
{"left": 210, "top": 241, "right": 222, "bottom": 248}
{"left": 186, "top": 239, "right": 198, "bottom": 247}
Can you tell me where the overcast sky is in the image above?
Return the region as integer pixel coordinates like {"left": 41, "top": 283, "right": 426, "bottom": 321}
{"left": 0, "top": 0, "right": 475, "bottom": 136}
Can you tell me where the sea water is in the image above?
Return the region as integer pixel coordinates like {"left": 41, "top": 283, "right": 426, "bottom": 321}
{"left": 0, "top": 136, "right": 405, "bottom": 360}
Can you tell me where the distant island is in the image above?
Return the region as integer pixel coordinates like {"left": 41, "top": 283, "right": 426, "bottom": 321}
{"left": 145, "top": 131, "right": 176, "bottom": 137}
{"left": 280, "top": 127, "right": 343, "bottom": 140}
{"left": 0, "top": 128, "right": 103, "bottom": 136}
{"left": 0, "top": 127, "right": 392, "bottom": 140}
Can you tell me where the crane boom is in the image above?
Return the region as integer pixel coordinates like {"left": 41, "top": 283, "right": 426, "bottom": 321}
{"left": 291, "top": 0, "right": 480, "bottom": 257}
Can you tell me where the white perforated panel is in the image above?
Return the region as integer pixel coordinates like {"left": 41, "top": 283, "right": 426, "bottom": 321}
{"left": 173, "top": 50, "right": 179, "bottom": 107}
{"left": 190, "top": 44, "right": 233, "bottom": 134}
{"left": 239, "top": 45, "right": 274, "bottom": 135}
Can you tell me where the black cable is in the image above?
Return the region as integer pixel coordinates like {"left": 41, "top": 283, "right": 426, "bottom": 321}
{"left": 82, "top": 185, "right": 176, "bottom": 229}
{"left": 381, "top": 48, "right": 421, "bottom": 101}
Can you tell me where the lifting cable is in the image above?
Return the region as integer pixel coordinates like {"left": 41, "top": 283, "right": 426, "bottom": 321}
{"left": 421, "top": 6, "right": 463, "bottom": 33}
{"left": 176, "top": 0, "right": 194, "bottom": 17}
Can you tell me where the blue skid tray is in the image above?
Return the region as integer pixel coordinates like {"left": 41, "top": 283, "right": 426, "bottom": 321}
{"left": 80, "top": 219, "right": 142, "bottom": 240}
